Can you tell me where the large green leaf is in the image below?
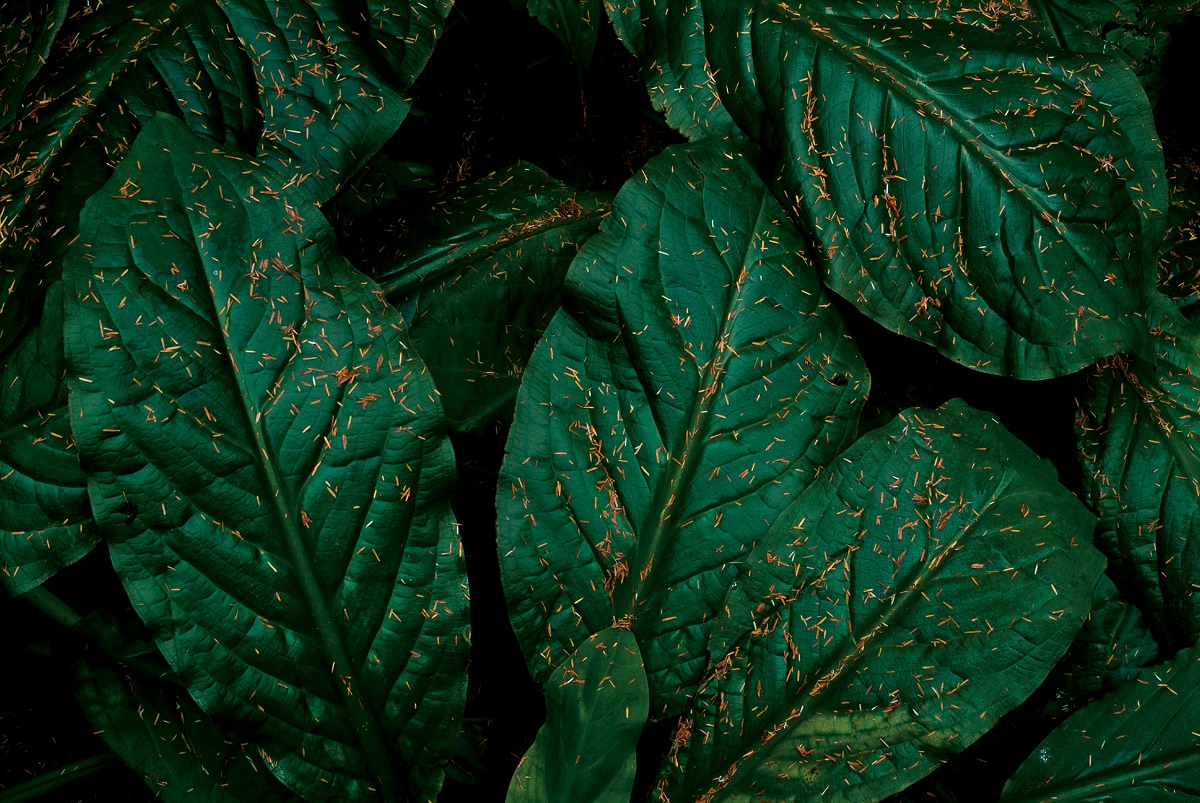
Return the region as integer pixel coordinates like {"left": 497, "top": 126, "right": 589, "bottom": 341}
{"left": 604, "top": 0, "right": 736, "bottom": 138}
{"left": 64, "top": 114, "right": 468, "bottom": 802}
{"left": 506, "top": 628, "right": 647, "bottom": 803}
{"left": 703, "top": 0, "right": 1166, "bottom": 379}
{"left": 0, "top": 282, "right": 96, "bottom": 595}
{"left": 497, "top": 134, "right": 869, "bottom": 718}
{"left": 377, "top": 162, "right": 611, "bottom": 433}
{"left": 1002, "top": 646, "right": 1200, "bottom": 802}
{"left": 0, "top": 0, "right": 68, "bottom": 128}
{"left": 1076, "top": 296, "right": 1200, "bottom": 651}
{"left": 656, "top": 400, "right": 1104, "bottom": 802}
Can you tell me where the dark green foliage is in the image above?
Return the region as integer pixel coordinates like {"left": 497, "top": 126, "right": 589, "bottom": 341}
{"left": 3, "top": 1, "right": 1200, "bottom": 801}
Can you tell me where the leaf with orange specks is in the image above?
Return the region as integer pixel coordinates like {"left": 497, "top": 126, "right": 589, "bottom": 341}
{"left": 656, "top": 400, "right": 1103, "bottom": 803}
{"left": 1002, "top": 646, "right": 1200, "bottom": 802}
{"left": 63, "top": 114, "right": 467, "bottom": 802}
{"left": 496, "top": 134, "right": 869, "bottom": 721}
{"left": 703, "top": 0, "right": 1166, "bottom": 379}
{"left": 516, "top": 0, "right": 605, "bottom": 70}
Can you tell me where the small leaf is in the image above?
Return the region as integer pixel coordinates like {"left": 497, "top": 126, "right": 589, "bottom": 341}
{"left": 64, "top": 114, "right": 468, "bottom": 802}
{"left": 703, "top": 0, "right": 1166, "bottom": 378}
{"left": 498, "top": 134, "right": 869, "bottom": 718}
{"left": 605, "top": 0, "right": 736, "bottom": 138}
{"left": 378, "top": 162, "right": 612, "bottom": 433}
{"left": 657, "top": 400, "right": 1104, "bottom": 802}
{"left": 506, "top": 628, "right": 647, "bottom": 803}
{"left": 1002, "top": 646, "right": 1200, "bottom": 802}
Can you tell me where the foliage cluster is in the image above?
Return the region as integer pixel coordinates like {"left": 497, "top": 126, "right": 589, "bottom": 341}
{"left": 2, "top": 0, "right": 1200, "bottom": 801}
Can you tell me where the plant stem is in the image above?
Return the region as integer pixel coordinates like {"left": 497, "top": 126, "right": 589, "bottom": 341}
{"left": 0, "top": 753, "right": 120, "bottom": 803}
{"left": 17, "top": 585, "right": 82, "bottom": 629}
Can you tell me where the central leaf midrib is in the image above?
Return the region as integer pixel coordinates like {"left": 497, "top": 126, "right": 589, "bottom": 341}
{"left": 177, "top": 169, "right": 400, "bottom": 800}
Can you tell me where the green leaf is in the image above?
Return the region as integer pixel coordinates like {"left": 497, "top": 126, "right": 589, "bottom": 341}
{"left": 1158, "top": 149, "right": 1200, "bottom": 312}
{"left": 70, "top": 615, "right": 293, "bottom": 803}
{"left": 377, "top": 162, "right": 612, "bottom": 433}
{"left": 497, "top": 135, "right": 869, "bottom": 718}
{"left": 703, "top": 0, "right": 1166, "bottom": 379}
{"left": 64, "top": 114, "right": 468, "bottom": 802}
{"left": 656, "top": 400, "right": 1104, "bottom": 803}
{"left": 0, "top": 282, "right": 96, "bottom": 595}
{"left": 506, "top": 628, "right": 647, "bottom": 803}
{"left": 1050, "top": 572, "right": 1162, "bottom": 706}
{"left": 519, "top": 0, "right": 603, "bottom": 70}
{"left": 604, "top": 0, "right": 736, "bottom": 138}
{"left": 1076, "top": 297, "right": 1200, "bottom": 651}
{"left": 0, "top": 0, "right": 68, "bottom": 128}
{"left": 1002, "top": 646, "right": 1200, "bottom": 802}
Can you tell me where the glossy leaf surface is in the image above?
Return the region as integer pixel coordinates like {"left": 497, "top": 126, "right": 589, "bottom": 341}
{"left": 506, "top": 628, "right": 647, "bottom": 803}
{"left": 658, "top": 400, "right": 1104, "bottom": 802}
{"left": 1002, "top": 646, "right": 1200, "bottom": 802}
{"left": 605, "top": 0, "right": 735, "bottom": 138}
{"left": 519, "top": 0, "right": 603, "bottom": 69}
{"left": 65, "top": 114, "right": 467, "bottom": 802}
{"left": 704, "top": 0, "right": 1166, "bottom": 378}
{"left": 498, "top": 135, "right": 869, "bottom": 718}
{"left": 378, "top": 162, "right": 611, "bottom": 433}
{"left": 1077, "top": 297, "right": 1200, "bottom": 651}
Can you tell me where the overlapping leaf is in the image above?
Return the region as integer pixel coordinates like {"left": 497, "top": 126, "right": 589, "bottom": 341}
{"left": 506, "top": 628, "right": 647, "bottom": 803}
{"left": 516, "top": 0, "right": 603, "bottom": 69}
{"left": 0, "top": 282, "right": 96, "bottom": 595}
{"left": 703, "top": 0, "right": 1166, "bottom": 378}
{"left": 377, "top": 163, "right": 611, "bottom": 432}
{"left": 604, "top": 0, "right": 735, "bottom": 138}
{"left": 0, "top": 0, "right": 67, "bottom": 127}
{"left": 657, "top": 400, "right": 1104, "bottom": 802}
{"left": 1002, "top": 646, "right": 1200, "bottom": 802}
{"left": 497, "top": 135, "right": 869, "bottom": 718}
{"left": 1076, "top": 296, "right": 1200, "bottom": 652}
{"left": 64, "top": 114, "right": 468, "bottom": 802}
{"left": 1158, "top": 148, "right": 1200, "bottom": 311}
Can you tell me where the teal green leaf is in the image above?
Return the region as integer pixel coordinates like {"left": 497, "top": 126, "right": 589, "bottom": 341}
{"left": 657, "top": 400, "right": 1104, "bottom": 803}
{"left": 1002, "top": 646, "right": 1200, "bottom": 802}
{"left": 506, "top": 628, "right": 647, "bottom": 803}
{"left": 70, "top": 615, "right": 292, "bottom": 803}
{"left": 519, "top": 0, "right": 603, "bottom": 70}
{"left": 604, "top": 0, "right": 736, "bottom": 138}
{"left": 1050, "top": 572, "right": 1162, "bottom": 705}
{"left": 377, "top": 162, "right": 612, "bottom": 433}
{"left": 497, "top": 135, "right": 869, "bottom": 718}
{"left": 64, "top": 114, "right": 468, "bottom": 802}
{"left": 703, "top": 0, "right": 1166, "bottom": 379}
{"left": 0, "top": 282, "right": 96, "bottom": 595}
{"left": 1076, "top": 296, "right": 1200, "bottom": 651}
{"left": 0, "top": 0, "right": 68, "bottom": 128}
{"left": 1158, "top": 149, "right": 1200, "bottom": 312}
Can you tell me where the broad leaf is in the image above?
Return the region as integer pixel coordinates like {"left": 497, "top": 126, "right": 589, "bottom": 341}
{"left": 605, "top": 0, "right": 736, "bottom": 138}
{"left": 377, "top": 162, "right": 612, "bottom": 433}
{"left": 704, "top": 0, "right": 1166, "bottom": 379}
{"left": 1158, "top": 147, "right": 1200, "bottom": 311}
{"left": 0, "top": 282, "right": 96, "bottom": 595}
{"left": 657, "top": 400, "right": 1104, "bottom": 802}
{"left": 518, "top": 0, "right": 603, "bottom": 70}
{"left": 506, "top": 628, "right": 647, "bottom": 803}
{"left": 1050, "top": 572, "right": 1162, "bottom": 706}
{"left": 1002, "top": 646, "right": 1200, "bottom": 802}
{"left": 497, "top": 135, "right": 869, "bottom": 718}
{"left": 70, "top": 615, "right": 292, "bottom": 803}
{"left": 64, "top": 114, "right": 468, "bottom": 802}
{"left": 0, "top": 0, "right": 68, "bottom": 128}
{"left": 1076, "top": 296, "right": 1200, "bottom": 651}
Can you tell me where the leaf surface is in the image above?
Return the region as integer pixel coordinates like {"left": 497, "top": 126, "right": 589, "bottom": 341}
{"left": 605, "top": 0, "right": 735, "bottom": 138}
{"left": 497, "top": 135, "right": 869, "bottom": 718}
{"left": 378, "top": 162, "right": 611, "bottom": 433}
{"left": 65, "top": 113, "right": 468, "bottom": 802}
{"left": 0, "top": 282, "right": 96, "bottom": 595}
{"left": 703, "top": 0, "right": 1166, "bottom": 378}
{"left": 506, "top": 628, "right": 647, "bottom": 803}
{"left": 657, "top": 400, "right": 1104, "bottom": 802}
{"left": 1002, "top": 646, "right": 1200, "bottom": 802}
{"left": 519, "top": 0, "right": 603, "bottom": 69}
